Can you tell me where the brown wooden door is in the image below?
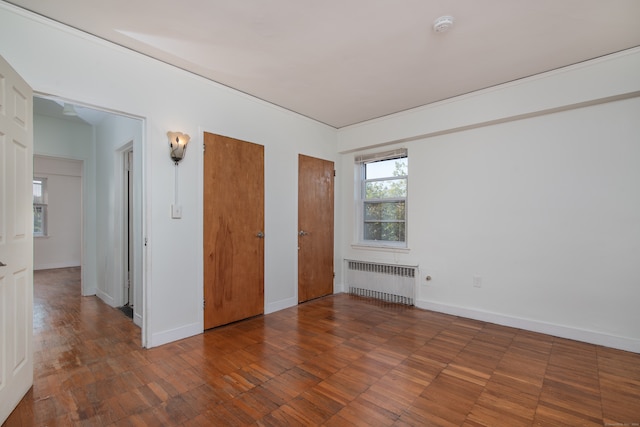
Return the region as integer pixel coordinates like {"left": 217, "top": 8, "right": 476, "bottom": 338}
{"left": 203, "top": 132, "right": 264, "bottom": 329}
{"left": 298, "top": 154, "right": 334, "bottom": 303}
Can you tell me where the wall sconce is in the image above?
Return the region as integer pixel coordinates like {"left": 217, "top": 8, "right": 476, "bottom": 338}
{"left": 167, "top": 131, "right": 191, "bottom": 165}
{"left": 167, "top": 131, "right": 190, "bottom": 219}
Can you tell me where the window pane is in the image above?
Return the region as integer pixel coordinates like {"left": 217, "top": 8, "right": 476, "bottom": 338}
{"left": 364, "top": 222, "right": 405, "bottom": 242}
{"left": 364, "top": 201, "right": 405, "bottom": 221}
{"left": 365, "top": 178, "right": 406, "bottom": 199}
{"left": 359, "top": 153, "right": 408, "bottom": 245}
{"left": 33, "top": 179, "right": 44, "bottom": 204}
{"left": 365, "top": 157, "right": 407, "bottom": 179}
{"left": 34, "top": 205, "right": 44, "bottom": 235}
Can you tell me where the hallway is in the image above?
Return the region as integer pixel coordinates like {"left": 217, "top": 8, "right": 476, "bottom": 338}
{"left": 4, "top": 267, "right": 640, "bottom": 426}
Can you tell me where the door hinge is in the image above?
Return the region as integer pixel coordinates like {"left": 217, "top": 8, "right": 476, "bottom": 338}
{"left": 333, "top": 170, "right": 336, "bottom": 177}
{"left": 203, "top": 299, "right": 206, "bottom": 309}
{"left": 333, "top": 272, "right": 336, "bottom": 278}
{"left": 203, "top": 143, "right": 206, "bottom": 153}
{"left": 144, "top": 237, "right": 148, "bottom": 247}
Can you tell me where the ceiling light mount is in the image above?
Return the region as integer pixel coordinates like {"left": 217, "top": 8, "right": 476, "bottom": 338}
{"left": 62, "top": 103, "right": 78, "bottom": 116}
{"left": 433, "top": 15, "right": 455, "bottom": 33}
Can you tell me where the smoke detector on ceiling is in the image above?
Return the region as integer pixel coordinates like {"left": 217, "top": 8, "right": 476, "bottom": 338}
{"left": 433, "top": 15, "right": 455, "bottom": 33}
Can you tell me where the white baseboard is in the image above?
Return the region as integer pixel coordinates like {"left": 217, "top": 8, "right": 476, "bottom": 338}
{"left": 34, "top": 262, "right": 80, "bottom": 271}
{"left": 133, "top": 312, "right": 143, "bottom": 327}
{"left": 265, "top": 288, "right": 347, "bottom": 314}
{"left": 415, "top": 300, "right": 640, "bottom": 354}
{"left": 148, "top": 322, "right": 201, "bottom": 348}
{"left": 96, "top": 289, "right": 115, "bottom": 307}
{"left": 265, "top": 296, "right": 297, "bottom": 314}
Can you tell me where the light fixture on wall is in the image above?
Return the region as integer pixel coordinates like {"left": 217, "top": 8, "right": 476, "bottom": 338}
{"left": 167, "top": 131, "right": 190, "bottom": 220}
{"left": 167, "top": 131, "right": 191, "bottom": 165}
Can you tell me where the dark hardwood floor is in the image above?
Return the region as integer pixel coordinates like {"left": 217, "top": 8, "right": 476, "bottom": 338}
{"left": 4, "top": 267, "right": 640, "bottom": 426}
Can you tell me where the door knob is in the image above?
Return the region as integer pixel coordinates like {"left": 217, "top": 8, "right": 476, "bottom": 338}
{"left": 298, "top": 230, "right": 308, "bottom": 236}
{"left": 256, "top": 231, "right": 264, "bottom": 238}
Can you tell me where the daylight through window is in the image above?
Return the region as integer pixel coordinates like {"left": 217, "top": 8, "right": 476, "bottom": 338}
{"left": 357, "top": 149, "right": 408, "bottom": 246}
{"left": 33, "top": 177, "right": 48, "bottom": 237}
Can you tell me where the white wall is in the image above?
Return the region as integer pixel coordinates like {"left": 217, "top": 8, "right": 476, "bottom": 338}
{"left": 338, "top": 49, "right": 640, "bottom": 353}
{"left": 12, "top": 2, "right": 637, "bottom": 353}
{"left": 94, "top": 114, "right": 143, "bottom": 331}
{"left": 0, "top": 4, "right": 338, "bottom": 347}
{"left": 33, "top": 156, "right": 82, "bottom": 270}
{"left": 32, "top": 113, "right": 97, "bottom": 295}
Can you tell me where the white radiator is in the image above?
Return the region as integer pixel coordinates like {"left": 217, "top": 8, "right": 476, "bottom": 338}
{"left": 345, "top": 260, "right": 417, "bottom": 305}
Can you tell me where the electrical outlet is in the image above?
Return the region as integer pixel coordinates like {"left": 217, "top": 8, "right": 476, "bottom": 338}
{"left": 473, "top": 275, "right": 482, "bottom": 288}
{"left": 171, "top": 204, "right": 182, "bottom": 219}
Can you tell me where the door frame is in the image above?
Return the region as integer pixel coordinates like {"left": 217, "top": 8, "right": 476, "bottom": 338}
{"left": 201, "top": 131, "right": 265, "bottom": 329}
{"left": 117, "top": 143, "right": 144, "bottom": 329}
{"left": 32, "top": 154, "right": 84, "bottom": 272}
{"left": 33, "top": 93, "right": 148, "bottom": 345}
{"left": 297, "top": 154, "right": 335, "bottom": 303}
{"left": 196, "top": 128, "right": 205, "bottom": 331}
{"left": 117, "top": 143, "right": 133, "bottom": 308}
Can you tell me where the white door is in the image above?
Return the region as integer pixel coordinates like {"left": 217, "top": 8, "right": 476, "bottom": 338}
{"left": 0, "top": 54, "right": 34, "bottom": 424}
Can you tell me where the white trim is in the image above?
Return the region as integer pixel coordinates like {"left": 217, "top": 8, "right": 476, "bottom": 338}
{"left": 416, "top": 300, "right": 640, "bottom": 354}
{"left": 338, "top": 47, "right": 640, "bottom": 152}
{"left": 265, "top": 296, "right": 297, "bottom": 315}
{"left": 133, "top": 312, "right": 142, "bottom": 328}
{"left": 341, "top": 47, "right": 640, "bottom": 133}
{"left": 148, "top": 322, "right": 201, "bottom": 348}
{"left": 33, "top": 262, "right": 80, "bottom": 271}
{"left": 115, "top": 141, "right": 134, "bottom": 309}
{"left": 196, "top": 127, "right": 205, "bottom": 334}
{"left": 140, "top": 120, "right": 150, "bottom": 348}
{"left": 350, "top": 244, "right": 410, "bottom": 253}
{"left": 355, "top": 148, "right": 407, "bottom": 164}
{"left": 96, "top": 288, "right": 116, "bottom": 308}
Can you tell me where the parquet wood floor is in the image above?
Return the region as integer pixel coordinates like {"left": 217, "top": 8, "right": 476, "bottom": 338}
{"left": 4, "top": 267, "right": 640, "bottom": 426}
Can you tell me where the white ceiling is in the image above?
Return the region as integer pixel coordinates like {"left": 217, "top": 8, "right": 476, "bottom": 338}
{"left": 33, "top": 97, "right": 111, "bottom": 126}
{"left": 10, "top": 0, "right": 640, "bottom": 128}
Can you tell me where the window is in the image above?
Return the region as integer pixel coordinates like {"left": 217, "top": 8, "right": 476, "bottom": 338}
{"left": 356, "top": 149, "right": 408, "bottom": 247}
{"left": 33, "top": 177, "right": 48, "bottom": 237}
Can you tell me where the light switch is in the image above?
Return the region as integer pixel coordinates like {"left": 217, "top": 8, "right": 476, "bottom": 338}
{"left": 171, "top": 204, "right": 182, "bottom": 219}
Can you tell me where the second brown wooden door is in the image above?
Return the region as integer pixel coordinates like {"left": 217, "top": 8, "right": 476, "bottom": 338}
{"left": 203, "top": 132, "right": 264, "bottom": 329}
{"left": 298, "top": 154, "right": 334, "bottom": 303}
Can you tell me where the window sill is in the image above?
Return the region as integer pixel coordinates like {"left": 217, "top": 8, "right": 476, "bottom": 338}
{"left": 34, "top": 235, "right": 50, "bottom": 239}
{"left": 351, "top": 243, "right": 410, "bottom": 254}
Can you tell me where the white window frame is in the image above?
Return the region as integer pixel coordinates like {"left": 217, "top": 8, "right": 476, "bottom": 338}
{"left": 354, "top": 149, "right": 408, "bottom": 249}
{"left": 33, "top": 177, "right": 48, "bottom": 237}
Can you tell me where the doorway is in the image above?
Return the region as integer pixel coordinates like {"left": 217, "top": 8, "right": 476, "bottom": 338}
{"left": 32, "top": 156, "right": 82, "bottom": 271}
{"left": 0, "top": 53, "right": 34, "bottom": 424}
{"left": 203, "top": 132, "right": 265, "bottom": 329}
{"left": 120, "top": 148, "right": 134, "bottom": 319}
{"left": 298, "top": 154, "right": 334, "bottom": 303}
{"left": 32, "top": 96, "right": 145, "bottom": 337}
